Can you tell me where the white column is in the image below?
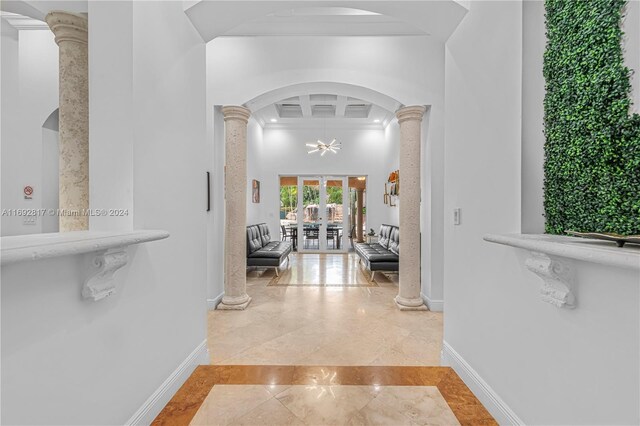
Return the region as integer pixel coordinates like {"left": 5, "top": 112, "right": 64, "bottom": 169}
{"left": 395, "top": 106, "right": 428, "bottom": 310}
{"left": 218, "top": 106, "right": 252, "bottom": 310}
{"left": 46, "top": 11, "right": 89, "bottom": 232}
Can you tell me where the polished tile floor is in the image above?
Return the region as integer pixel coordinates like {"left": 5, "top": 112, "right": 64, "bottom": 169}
{"left": 156, "top": 254, "right": 495, "bottom": 425}
{"left": 190, "top": 384, "right": 459, "bottom": 425}
{"left": 208, "top": 253, "right": 443, "bottom": 366}
{"left": 153, "top": 365, "right": 497, "bottom": 426}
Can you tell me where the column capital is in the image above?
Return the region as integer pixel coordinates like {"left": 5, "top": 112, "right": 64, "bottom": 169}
{"left": 222, "top": 106, "right": 252, "bottom": 123}
{"left": 396, "top": 105, "right": 426, "bottom": 124}
{"left": 45, "top": 11, "right": 88, "bottom": 45}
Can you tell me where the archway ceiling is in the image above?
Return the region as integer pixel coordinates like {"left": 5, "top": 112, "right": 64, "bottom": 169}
{"left": 245, "top": 82, "right": 402, "bottom": 129}
{"left": 185, "top": 1, "right": 468, "bottom": 42}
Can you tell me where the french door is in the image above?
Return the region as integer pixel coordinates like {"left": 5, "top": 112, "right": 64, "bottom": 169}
{"left": 296, "top": 176, "right": 348, "bottom": 253}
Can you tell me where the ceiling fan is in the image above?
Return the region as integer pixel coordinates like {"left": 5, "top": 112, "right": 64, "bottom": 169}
{"left": 306, "top": 139, "right": 342, "bottom": 156}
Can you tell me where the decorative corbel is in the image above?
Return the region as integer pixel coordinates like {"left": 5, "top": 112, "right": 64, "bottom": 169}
{"left": 525, "top": 251, "right": 575, "bottom": 308}
{"left": 82, "top": 249, "right": 128, "bottom": 301}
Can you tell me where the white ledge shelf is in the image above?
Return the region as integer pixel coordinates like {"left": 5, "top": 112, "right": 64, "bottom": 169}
{"left": 1, "top": 230, "right": 169, "bottom": 265}
{"left": 1, "top": 230, "right": 169, "bottom": 301}
{"left": 484, "top": 233, "right": 640, "bottom": 309}
{"left": 484, "top": 233, "right": 640, "bottom": 270}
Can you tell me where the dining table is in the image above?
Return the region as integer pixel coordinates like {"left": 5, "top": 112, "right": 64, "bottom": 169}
{"left": 285, "top": 224, "right": 343, "bottom": 250}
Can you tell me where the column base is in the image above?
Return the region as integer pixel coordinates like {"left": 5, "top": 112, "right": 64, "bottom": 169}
{"left": 217, "top": 295, "right": 252, "bottom": 310}
{"left": 394, "top": 295, "right": 428, "bottom": 311}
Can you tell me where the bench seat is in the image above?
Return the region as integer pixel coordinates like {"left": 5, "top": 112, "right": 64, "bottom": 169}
{"left": 246, "top": 223, "right": 292, "bottom": 275}
{"left": 355, "top": 224, "right": 399, "bottom": 280}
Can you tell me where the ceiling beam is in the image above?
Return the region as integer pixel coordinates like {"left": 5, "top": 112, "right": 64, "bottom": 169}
{"left": 336, "top": 96, "right": 347, "bottom": 117}
{"left": 300, "top": 95, "right": 312, "bottom": 118}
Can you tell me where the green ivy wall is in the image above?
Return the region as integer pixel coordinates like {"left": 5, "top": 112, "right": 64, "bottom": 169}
{"left": 543, "top": 0, "right": 640, "bottom": 235}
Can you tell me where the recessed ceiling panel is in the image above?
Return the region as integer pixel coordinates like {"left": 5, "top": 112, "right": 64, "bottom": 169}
{"left": 311, "top": 105, "right": 336, "bottom": 117}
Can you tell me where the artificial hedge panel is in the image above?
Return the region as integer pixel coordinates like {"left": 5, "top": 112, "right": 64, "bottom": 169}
{"left": 543, "top": 0, "right": 640, "bottom": 235}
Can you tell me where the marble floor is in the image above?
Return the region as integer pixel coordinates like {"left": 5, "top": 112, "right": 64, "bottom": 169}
{"left": 190, "top": 384, "right": 459, "bottom": 425}
{"left": 208, "top": 253, "right": 443, "bottom": 366}
{"left": 155, "top": 255, "right": 494, "bottom": 425}
{"left": 153, "top": 365, "right": 497, "bottom": 425}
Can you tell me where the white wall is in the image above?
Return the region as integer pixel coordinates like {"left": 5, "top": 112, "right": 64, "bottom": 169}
{"left": 443, "top": 1, "right": 639, "bottom": 424}
{"left": 1, "top": 1, "right": 208, "bottom": 424}
{"left": 251, "top": 125, "right": 397, "bottom": 238}
{"left": 206, "top": 35, "right": 446, "bottom": 307}
{"left": 207, "top": 36, "right": 444, "bottom": 108}
{"left": 246, "top": 118, "right": 265, "bottom": 225}
{"left": 41, "top": 126, "right": 59, "bottom": 233}
{"left": 1, "top": 26, "right": 58, "bottom": 236}
{"left": 521, "top": 0, "right": 545, "bottom": 234}
{"left": 384, "top": 121, "right": 400, "bottom": 227}
{"left": 89, "top": 0, "right": 134, "bottom": 231}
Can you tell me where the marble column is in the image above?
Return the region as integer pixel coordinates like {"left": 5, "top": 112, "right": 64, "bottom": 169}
{"left": 218, "top": 106, "right": 252, "bottom": 310}
{"left": 395, "top": 106, "right": 427, "bottom": 310}
{"left": 46, "top": 11, "right": 89, "bottom": 232}
{"left": 356, "top": 189, "right": 364, "bottom": 243}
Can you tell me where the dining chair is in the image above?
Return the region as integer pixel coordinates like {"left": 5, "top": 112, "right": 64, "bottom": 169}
{"left": 326, "top": 228, "right": 336, "bottom": 249}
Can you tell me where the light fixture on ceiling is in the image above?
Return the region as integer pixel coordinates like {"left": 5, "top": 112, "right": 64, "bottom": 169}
{"left": 306, "top": 139, "right": 341, "bottom": 156}
{"left": 270, "top": 118, "right": 278, "bottom": 123}
{"left": 374, "top": 119, "right": 380, "bottom": 123}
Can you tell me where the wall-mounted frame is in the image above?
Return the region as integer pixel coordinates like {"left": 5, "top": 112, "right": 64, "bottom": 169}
{"left": 206, "top": 171, "right": 211, "bottom": 212}
{"left": 252, "top": 179, "right": 260, "bottom": 203}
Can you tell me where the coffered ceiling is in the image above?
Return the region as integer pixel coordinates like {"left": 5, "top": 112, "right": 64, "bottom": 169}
{"left": 252, "top": 93, "right": 395, "bottom": 128}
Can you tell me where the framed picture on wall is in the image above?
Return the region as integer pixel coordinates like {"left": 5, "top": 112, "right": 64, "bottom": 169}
{"left": 252, "top": 179, "right": 260, "bottom": 203}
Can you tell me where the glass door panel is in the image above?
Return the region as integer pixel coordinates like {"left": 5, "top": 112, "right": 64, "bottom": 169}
{"left": 325, "top": 177, "right": 347, "bottom": 251}
{"left": 298, "top": 177, "right": 322, "bottom": 251}
{"left": 295, "top": 175, "right": 350, "bottom": 253}
{"left": 279, "top": 176, "right": 298, "bottom": 250}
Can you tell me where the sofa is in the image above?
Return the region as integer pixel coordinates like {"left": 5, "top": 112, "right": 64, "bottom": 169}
{"left": 247, "top": 223, "right": 292, "bottom": 276}
{"left": 355, "top": 224, "right": 399, "bottom": 281}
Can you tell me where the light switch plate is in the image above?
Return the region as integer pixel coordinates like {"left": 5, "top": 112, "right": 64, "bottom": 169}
{"left": 453, "top": 208, "right": 461, "bottom": 225}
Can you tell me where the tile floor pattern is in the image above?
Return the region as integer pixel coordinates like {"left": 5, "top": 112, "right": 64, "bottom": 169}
{"left": 208, "top": 254, "right": 442, "bottom": 366}
{"left": 159, "top": 254, "right": 494, "bottom": 425}
{"left": 190, "top": 385, "right": 460, "bottom": 426}
{"left": 153, "top": 365, "right": 497, "bottom": 426}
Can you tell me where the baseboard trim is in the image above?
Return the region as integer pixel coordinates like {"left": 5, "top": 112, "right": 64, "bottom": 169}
{"left": 207, "top": 292, "right": 224, "bottom": 311}
{"left": 126, "top": 339, "right": 209, "bottom": 426}
{"left": 421, "top": 293, "right": 444, "bottom": 312}
{"left": 442, "top": 341, "right": 523, "bottom": 425}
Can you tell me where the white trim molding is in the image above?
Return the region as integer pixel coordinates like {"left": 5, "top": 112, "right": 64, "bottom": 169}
{"left": 126, "top": 340, "right": 209, "bottom": 426}
{"left": 207, "top": 292, "right": 224, "bottom": 310}
{"left": 442, "top": 341, "right": 524, "bottom": 426}
{"left": 421, "top": 292, "right": 444, "bottom": 312}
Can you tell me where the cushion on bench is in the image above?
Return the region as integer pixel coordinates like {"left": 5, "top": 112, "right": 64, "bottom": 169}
{"left": 258, "top": 223, "right": 272, "bottom": 245}
{"left": 388, "top": 227, "right": 400, "bottom": 255}
{"left": 247, "top": 225, "right": 263, "bottom": 254}
{"left": 378, "top": 224, "right": 393, "bottom": 249}
{"left": 355, "top": 243, "right": 398, "bottom": 262}
{"left": 248, "top": 241, "right": 292, "bottom": 259}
